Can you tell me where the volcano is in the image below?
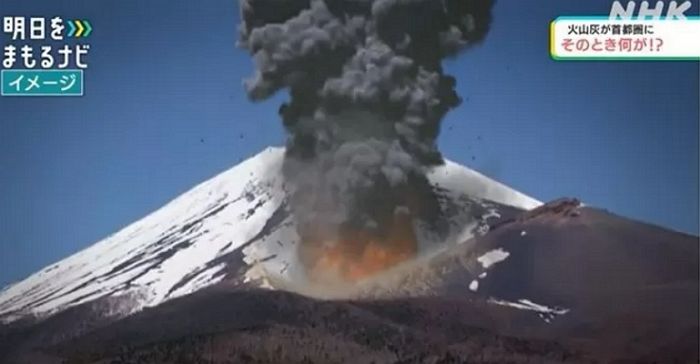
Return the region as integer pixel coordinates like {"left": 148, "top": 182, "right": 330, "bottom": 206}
{"left": 0, "top": 147, "right": 697, "bottom": 363}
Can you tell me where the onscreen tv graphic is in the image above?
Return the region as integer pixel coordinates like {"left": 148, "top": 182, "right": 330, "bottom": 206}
{"left": 1, "top": 16, "right": 91, "bottom": 96}
{"left": 551, "top": 1, "right": 700, "bottom": 60}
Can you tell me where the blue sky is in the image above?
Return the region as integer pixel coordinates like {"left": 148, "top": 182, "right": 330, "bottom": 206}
{"left": 0, "top": 0, "right": 698, "bottom": 287}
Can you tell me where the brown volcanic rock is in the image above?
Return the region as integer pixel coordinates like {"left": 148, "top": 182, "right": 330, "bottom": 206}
{"left": 5, "top": 288, "right": 587, "bottom": 364}
{"left": 390, "top": 198, "right": 699, "bottom": 362}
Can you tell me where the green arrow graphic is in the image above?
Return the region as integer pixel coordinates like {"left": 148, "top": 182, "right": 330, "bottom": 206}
{"left": 83, "top": 20, "right": 92, "bottom": 37}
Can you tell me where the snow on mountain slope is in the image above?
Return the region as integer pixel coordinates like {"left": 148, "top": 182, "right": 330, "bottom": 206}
{"left": 0, "top": 147, "right": 540, "bottom": 323}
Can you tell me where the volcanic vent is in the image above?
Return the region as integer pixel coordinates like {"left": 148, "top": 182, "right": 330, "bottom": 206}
{"left": 238, "top": 0, "right": 495, "bottom": 282}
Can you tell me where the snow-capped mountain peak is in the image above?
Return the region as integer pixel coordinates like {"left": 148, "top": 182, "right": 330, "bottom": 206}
{"left": 0, "top": 147, "right": 540, "bottom": 323}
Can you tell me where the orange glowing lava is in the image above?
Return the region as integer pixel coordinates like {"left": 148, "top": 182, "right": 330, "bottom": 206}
{"left": 307, "top": 214, "right": 417, "bottom": 282}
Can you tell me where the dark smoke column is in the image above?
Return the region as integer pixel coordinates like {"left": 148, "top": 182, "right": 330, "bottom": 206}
{"left": 238, "top": 0, "right": 494, "bottom": 278}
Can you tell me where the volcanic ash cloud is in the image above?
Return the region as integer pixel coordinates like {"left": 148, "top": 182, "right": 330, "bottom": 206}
{"left": 238, "top": 0, "right": 494, "bottom": 281}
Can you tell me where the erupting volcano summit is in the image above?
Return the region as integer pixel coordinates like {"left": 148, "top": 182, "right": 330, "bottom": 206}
{"left": 0, "top": 147, "right": 540, "bottom": 322}
{"left": 237, "top": 0, "right": 499, "bottom": 281}
{"left": 1, "top": 147, "right": 697, "bottom": 364}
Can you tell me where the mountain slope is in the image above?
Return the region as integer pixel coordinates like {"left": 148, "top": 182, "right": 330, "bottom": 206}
{"left": 0, "top": 147, "right": 540, "bottom": 323}
{"left": 1, "top": 200, "right": 696, "bottom": 364}
{"left": 1, "top": 148, "right": 697, "bottom": 363}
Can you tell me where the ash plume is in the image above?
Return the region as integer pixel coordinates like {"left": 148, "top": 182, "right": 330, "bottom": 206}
{"left": 238, "top": 0, "right": 494, "bottom": 268}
